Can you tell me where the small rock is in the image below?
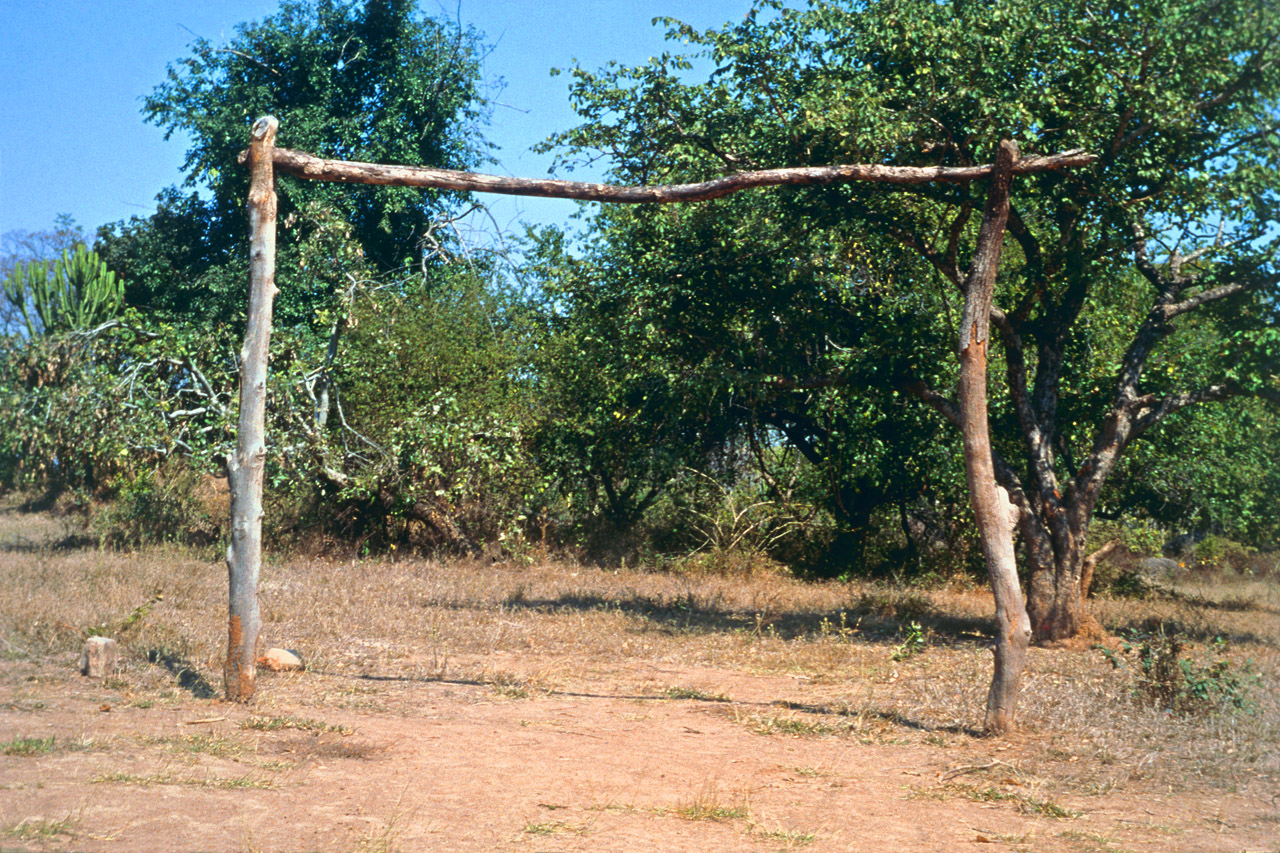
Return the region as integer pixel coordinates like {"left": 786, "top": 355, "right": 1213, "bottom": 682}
{"left": 80, "top": 637, "right": 119, "bottom": 678}
{"left": 257, "top": 648, "right": 304, "bottom": 672}
{"left": 1137, "top": 556, "right": 1183, "bottom": 578}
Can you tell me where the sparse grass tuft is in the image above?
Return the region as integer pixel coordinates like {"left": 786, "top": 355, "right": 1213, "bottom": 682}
{"left": 4, "top": 811, "right": 81, "bottom": 841}
{"left": 740, "top": 713, "right": 842, "bottom": 737}
{"left": 240, "top": 715, "right": 353, "bottom": 735}
{"left": 791, "top": 765, "right": 832, "bottom": 778}
{"left": 751, "top": 825, "right": 816, "bottom": 847}
{"left": 926, "top": 783, "right": 1079, "bottom": 819}
{"left": 1, "top": 735, "right": 56, "bottom": 756}
{"left": 676, "top": 802, "right": 749, "bottom": 822}
{"left": 487, "top": 672, "right": 531, "bottom": 700}
{"left": 664, "top": 685, "right": 731, "bottom": 702}
{"left": 141, "top": 733, "right": 249, "bottom": 759}
{"left": 91, "top": 771, "right": 275, "bottom": 789}
{"left": 521, "top": 819, "right": 585, "bottom": 836}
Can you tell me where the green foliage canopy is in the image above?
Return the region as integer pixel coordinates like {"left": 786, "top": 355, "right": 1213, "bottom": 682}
{"left": 98, "top": 0, "right": 492, "bottom": 326}
{"left": 538, "top": 0, "right": 1280, "bottom": 569}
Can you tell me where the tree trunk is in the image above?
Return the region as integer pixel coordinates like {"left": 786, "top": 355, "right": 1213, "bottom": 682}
{"left": 956, "top": 140, "right": 1032, "bottom": 735}
{"left": 1027, "top": 543, "right": 1087, "bottom": 642}
{"left": 224, "top": 116, "right": 279, "bottom": 702}
{"left": 1025, "top": 520, "right": 1110, "bottom": 645}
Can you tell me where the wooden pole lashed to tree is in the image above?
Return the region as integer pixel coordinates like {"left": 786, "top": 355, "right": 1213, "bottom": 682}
{"left": 228, "top": 116, "right": 1088, "bottom": 718}
{"left": 955, "top": 140, "right": 1031, "bottom": 734}
{"left": 225, "top": 116, "right": 279, "bottom": 701}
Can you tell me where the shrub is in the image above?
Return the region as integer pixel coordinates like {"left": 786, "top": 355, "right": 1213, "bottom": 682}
{"left": 1099, "top": 624, "right": 1261, "bottom": 715}
{"left": 92, "top": 464, "right": 222, "bottom": 549}
{"left": 1192, "top": 535, "right": 1261, "bottom": 573}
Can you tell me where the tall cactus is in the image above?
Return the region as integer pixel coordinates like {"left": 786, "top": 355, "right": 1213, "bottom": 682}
{"left": 2, "top": 260, "right": 47, "bottom": 338}
{"left": 2, "top": 244, "right": 123, "bottom": 336}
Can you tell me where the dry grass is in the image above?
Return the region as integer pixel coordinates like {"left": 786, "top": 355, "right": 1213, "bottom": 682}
{"left": 2, "top": 492, "right": 1277, "bottom": 817}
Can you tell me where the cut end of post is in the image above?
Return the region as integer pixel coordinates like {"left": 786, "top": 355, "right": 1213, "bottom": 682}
{"left": 252, "top": 115, "right": 279, "bottom": 141}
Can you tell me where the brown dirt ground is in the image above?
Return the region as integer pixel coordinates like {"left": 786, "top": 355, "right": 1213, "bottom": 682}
{"left": 1, "top": 503, "right": 1278, "bottom": 852}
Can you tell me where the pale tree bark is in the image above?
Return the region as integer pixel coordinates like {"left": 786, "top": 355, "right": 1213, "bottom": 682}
{"left": 255, "top": 146, "right": 1095, "bottom": 199}
{"left": 955, "top": 140, "right": 1032, "bottom": 735}
{"left": 225, "top": 116, "right": 279, "bottom": 702}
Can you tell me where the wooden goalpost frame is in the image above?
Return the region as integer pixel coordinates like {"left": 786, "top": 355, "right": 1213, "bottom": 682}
{"left": 232, "top": 115, "right": 1092, "bottom": 732}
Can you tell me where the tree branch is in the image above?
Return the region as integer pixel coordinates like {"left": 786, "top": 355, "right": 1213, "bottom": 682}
{"left": 899, "top": 379, "right": 961, "bottom": 428}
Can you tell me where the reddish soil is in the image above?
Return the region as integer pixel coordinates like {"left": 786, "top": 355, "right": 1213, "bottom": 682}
{"left": 2, "top": 654, "right": 1275, "bottom": 852}
{"left": 2, "top": 500, "right": 1276, "bottom": 851}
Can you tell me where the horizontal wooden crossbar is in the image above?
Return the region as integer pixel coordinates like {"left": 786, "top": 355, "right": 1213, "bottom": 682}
{"left": 241, "top": 146, "right": 1096, "bottom": 202}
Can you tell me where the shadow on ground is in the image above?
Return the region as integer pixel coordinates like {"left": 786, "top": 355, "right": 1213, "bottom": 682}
{"left": 147, "top": 648, "right": 217, "bottom": 698}
{"left": 491, "top": 589, "right": 997, "bottom": 647}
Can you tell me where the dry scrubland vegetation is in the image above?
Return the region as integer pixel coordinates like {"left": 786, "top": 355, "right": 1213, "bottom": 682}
{"left": 1, "top": 495, "right": 1279, "bottom": 852}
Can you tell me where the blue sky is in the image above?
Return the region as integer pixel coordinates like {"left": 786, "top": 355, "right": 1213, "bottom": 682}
{"left": 0, "top": 0, "right": 762, "bottom": 242}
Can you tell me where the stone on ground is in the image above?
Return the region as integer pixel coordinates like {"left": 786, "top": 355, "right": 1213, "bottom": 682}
{"left": 80, "top": 636, "right": 119, "bottom": 678}
{"left": 258, "top": 648, "right": 304, "bottom": 672}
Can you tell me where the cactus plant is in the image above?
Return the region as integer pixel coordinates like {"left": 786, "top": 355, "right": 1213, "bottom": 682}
{"left": 2, "top": 244, "right": 123, "bottom": 336}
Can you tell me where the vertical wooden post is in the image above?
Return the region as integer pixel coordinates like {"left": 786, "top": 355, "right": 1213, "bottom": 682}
{"left": 225, "top": 115, "right": 279, "bottom": 702}
{"left": 956, "top": 139, "right": 1032, "bottom": 734}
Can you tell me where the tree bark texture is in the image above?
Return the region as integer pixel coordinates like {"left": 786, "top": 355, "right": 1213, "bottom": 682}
{"left": 956, "top": 140, "right": 1032, "bottom": 735}
{"left": 225, "top": 116, "right": 279, "bottom": 702}
{"left": 250, "top": 146, "right": 1095, "bottom": 202}
{"left": 1080, "top": 539, "right": 1121, "bottom": 599}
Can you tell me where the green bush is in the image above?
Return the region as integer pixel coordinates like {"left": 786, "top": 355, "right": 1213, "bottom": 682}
{"left": 1100, "top": 624, "right": 1261, "bottom": 715}
{"left": 92, "top": 465, "right": 222, "bottom": 549}
{"left": 1192, "top": 535, "right": 1259, "bottom": 573}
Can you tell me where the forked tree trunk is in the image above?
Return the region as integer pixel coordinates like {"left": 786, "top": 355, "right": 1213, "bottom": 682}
{"left": 1027, "top": 539, "right": 1087, "bottom": 642}
{"left": 1025, "top": 520, "right": 1112, "bottom": 644}
{"left": 956, "top": 140, "right": 1032, "bottom": 734}
{"left": 225, "top": 116, "right": 279, "bottom": 702}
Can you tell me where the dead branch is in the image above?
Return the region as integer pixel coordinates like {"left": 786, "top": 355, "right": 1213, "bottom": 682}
{"left": 244, "top": 147, "right": 1097, "bottom": 202}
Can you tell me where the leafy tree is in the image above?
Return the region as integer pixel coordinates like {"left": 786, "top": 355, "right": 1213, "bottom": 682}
{"left": 265, "top": 261, "right": 545, "bottom": 554}
{"left": 526, "top": 205, "right": 970, "bottom": 571}
{"left": 545, "top": 0, "right": 1279, "bottom": 640}
{"left": 1106, "top": 397, "right": 1280, "bottom": 547}
{"left": 525, "top": 226, "right": 746, "bottom": 545}
{"left": 98, "top": 0, "right": 492, "bottom": 326}
{"left": 0, "top": 315, "right": 238, "bottom": 495}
